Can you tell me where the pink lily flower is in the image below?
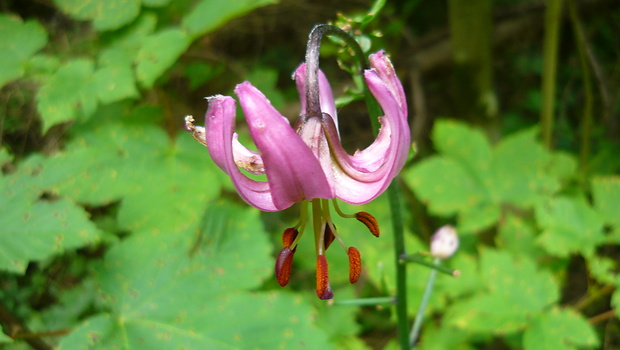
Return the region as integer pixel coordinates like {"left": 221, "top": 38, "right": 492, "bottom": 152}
{"left": 185, "top": 50, "right": 409, "bottom": 299}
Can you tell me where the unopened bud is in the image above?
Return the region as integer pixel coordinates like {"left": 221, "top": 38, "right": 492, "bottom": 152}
{"left": 430, "top": 225, "right": 458, "bottom": 259}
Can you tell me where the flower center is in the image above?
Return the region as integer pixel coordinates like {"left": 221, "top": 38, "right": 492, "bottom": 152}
{"left": 274, "top": 199, "right": 380, "bottom": 300}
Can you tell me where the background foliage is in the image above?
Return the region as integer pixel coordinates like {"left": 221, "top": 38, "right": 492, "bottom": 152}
{"left": 1, "top": 0, "right": 619, "bottom": 349}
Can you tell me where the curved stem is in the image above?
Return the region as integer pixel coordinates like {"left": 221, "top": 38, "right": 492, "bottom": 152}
{"left": 304, "top": 24, "right": 374, "bottom": 119}
{"left": 410, "top": 257, "right": 441, "bottom": 348}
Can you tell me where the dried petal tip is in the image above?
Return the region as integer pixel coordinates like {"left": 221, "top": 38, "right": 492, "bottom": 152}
{"left": 347, "top": 247, "right": 362, "bottom": 284}
{"left": 282, "top": 228, "right": 299, "bottom": 248}
{"left": 275, "top": 247, "right": 295, "bottom": 286}
{"left": 316, "top": 255, "right": 334, "bottom": 300}
{"left": 430, "top": 225, "right": 459, "bottom": 259}
{"left": 355, "top": 212, "right": 380, "bottom": 237}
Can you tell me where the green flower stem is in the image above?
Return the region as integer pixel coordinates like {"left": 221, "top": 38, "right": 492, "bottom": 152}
{"left": 334, "top": 297, "right": 396, "bottom": 306}
{"left": 540, "top": 0, "right": 563, "bottom": 149}
{"left": 388, "top": 181, "right": 410, "bottom": 350}
{"left": 402, "top": 253, "right": 460, "bottom": 277}
{"left": 409, "top": 257, "right": 441, "bottom": 348}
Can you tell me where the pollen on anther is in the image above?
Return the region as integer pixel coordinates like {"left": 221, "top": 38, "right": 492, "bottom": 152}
{"left": 275, "top": 247, "right": 295, "bottom": 287}
{"left": 355, "top": 212, "right": 380, "bottom": 237}
{"left": 347, "top": 247, "right": 362, "bottom": 284}
{"left": 316, "top": 255, "right": 333, "bottom": 300}
{"left": 282, "top": 228, "right": 299, "bottom": 248}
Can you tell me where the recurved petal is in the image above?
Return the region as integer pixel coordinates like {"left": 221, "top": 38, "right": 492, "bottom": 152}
{"left": 322, "top": 52, "right": 410, "bottom": 204}
{"left": 235, "top": 82, "right": 335, "bottom": 210}
{"left": 205, "top": 95, "right": 278, "bottom": 211}
{"left": 293, "top": 63, "right": 339, "bottom": 130}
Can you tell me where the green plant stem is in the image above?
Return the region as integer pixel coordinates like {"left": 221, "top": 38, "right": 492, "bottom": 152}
{"left": 567, "top": 0, "right": 593, "bottom": 178}
{"left": 402, "top": 253, "right": 460, "bottom": 277}
{"left": 540, "top": 0, "right": 563, "bottom": 149}
{"left": 388, "top": 181, "right": 409, "bottom": 350}
{"left": 409, "top": 257, "right": 441, "bottom": 348}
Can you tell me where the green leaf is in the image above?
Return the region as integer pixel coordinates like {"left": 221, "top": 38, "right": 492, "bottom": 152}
{"left": 0, "top": 331, "right": 13, "bottom": 344}
{"left": 417, "top": 323, "right": 476, "bottom": 350}
{"left": 142, "top": 0, "right": 171, "bottom": 7}
{"left": 432, "top": 119, "right": 492, "bottom": 180}
{"left": 446, "top": 249, "right": 559, "bottom": 334}
{"left": 490, "top": 128, "right": 558, "bottom": 206}
{"left": 496, "top": 214, "right": 545, "bottom": 260}
{"left": 94, "top": 47, "right": 139, "bottom": 104}
{"left": 59, "top": 201, "right": 331, "bottom": 350}
{"left": 182, "top": 0, "right": 277, "bottom": 38}
{"left": 405, "top": 156, "right": 486, "bottom": 216}
{"left": 0, "top": 14, "right": 48, "bottom": 87}
{"left": 38, "top": 103, "right": 222, "bottom": 234}
{"left": 535, "top": 196, "right": 605, "bottom": 257}
{"left": 613, "top": 277, "right": 620, "bottom": 319}
{"left": 36, "top": 59, "right": 98, "bottom": 132}
{"left": 591, "top": 176, "right": 620, "bottom": 228}
{"left": 523, "top": 308, "right": 599, "bottom": 350}
{"left": 136, "top": 29, "right": 191, "bottom": 88}
{"left": 53, "top": 0, "right": 141, "bottom": 31}
{"left": 0, "top": 158, "right": 101, "bottom": 273}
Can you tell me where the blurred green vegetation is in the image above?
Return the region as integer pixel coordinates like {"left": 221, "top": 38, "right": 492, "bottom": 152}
{"left": 1, "top": 0, "right": 619, "bottom": 349}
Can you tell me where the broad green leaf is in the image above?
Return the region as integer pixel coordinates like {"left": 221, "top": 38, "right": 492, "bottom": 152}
{"left": 36, "top": 59, "right": 98, "bottom": 132}
{"left": 182, "top": 0, "right": 277, "bottom": 38}
{"left": 142, "top": 0, "right": 171, "bottom": 6}
{"left": 496, "top": 214, "right": 545, "bottom": 260}
{"left": 0, "top": 331, "right": 12, "bottom": 344}
{"left": 0, "top": 14, "right": 48, "bottom": 88}
{"left": 432, "top": 119, "right": 492, "bottom": 180}
{"left": 53, "top": 0, "right": 141, "bottom": 31}
{"left": 446, "top": 249, "right": 559, "bottom": 334}
{"left": 535, "top": 197, "right": 605, "bottom": 257}
{"left": 457, "top": 202, "right": 500, "bottom": 233}
{"left": 38, "top": 103, "right": 222, "bottom": 234}
{"left": 490, "top": 128, "right": 557, "bottom": 206}
{"left": 59, "top": 201, "right": 331, "bottom": 349}
{"left": 136, "top": 29, "right": 191, "bottom": 88}
{"left": 0, "top": 158, "right": 101, "bottom": 273}
{"left": 613, "top": 276, "right": 620, "bottom": 319}
{"left": 523, "top": 308, "right": 599, "bottom": 350}
{"left": 417, "top": 323, "right": 476, "bottom": 350}
{"left": 591, "top": 176, "right": 620, "bottom": 228}
{"left": 94, "top": 50, "right": 139, "bottom": 103}
{"left": 585, "top": 252, "right": 617, "bottom": 285}
{"left": 405, "top": 156, "right": 485, "bottom": 216}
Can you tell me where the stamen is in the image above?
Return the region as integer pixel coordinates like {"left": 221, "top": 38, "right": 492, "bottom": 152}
{"left": 347, "top": 247, "right": 362, "bottom": 284}
{"left": 316, "top": 254, "right": 334, "bottom": 300}
{"left": 332, "top": 199, "right": 355, "bottom": 219}
{"left": 355, "top": 212, "right": 380, "bottom": 237}
{"left": 282, "top": 227, "right": 299, "bottom": 248}
{"left": 275, "top": 247, "right": 295, "bottom": 287}
{"left": 323, "top": 224, "right": 336, "bottom": 250}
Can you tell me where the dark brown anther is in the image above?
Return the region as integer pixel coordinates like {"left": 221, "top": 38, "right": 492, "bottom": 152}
{"left": 347, "top": 247, "right": 362, "bottom": 284}
{"left": 323, "top": 223, "right": 336, "bottom": 251}
{"left": 315, "top": 254, "right": 334, "bottom": 300}
{"left": 275, "top": 247, "right": 295, "bottom": 287}
{"left": 355, "top": 212, "right": 380, "bottom": 237}
{"left": 282, "top": 227, "right": 299, "bottom": 248}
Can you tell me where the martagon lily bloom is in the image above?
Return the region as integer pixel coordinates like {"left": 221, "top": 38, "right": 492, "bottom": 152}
{"left": 185, "top": 27, "right": 409, "bottom": 299}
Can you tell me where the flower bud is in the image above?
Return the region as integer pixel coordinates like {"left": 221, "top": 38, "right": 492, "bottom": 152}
{"left": 430, "top": 225, "right": 458, "bottom": 259}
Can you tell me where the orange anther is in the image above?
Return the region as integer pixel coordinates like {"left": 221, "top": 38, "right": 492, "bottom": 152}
{"left": 275, "top": 247, "right": 295, "bottom": 286}
{"left": 355, "top": 212, "right": 380, "bottom": 237}
{"left": 315, "top": 254, "right": 333, "bottom": 300}
{"left": 282, "top": 227, "right": 299, "bottom": 248}
{"left": 347, "top": 247, "right": 362, "bottom": 284}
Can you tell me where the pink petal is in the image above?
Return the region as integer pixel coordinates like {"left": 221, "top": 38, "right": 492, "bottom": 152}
{"left": 235, "top": 82, "right": 335, "bottom": 209}
{"left": 293, "top": 64, "right": 339, "bottom": 131}
{"left": 324, "top": 52, "right": 410, "bottom": 204}
{"left": 205, "top": 95, "right": 278, "bottom": 211}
